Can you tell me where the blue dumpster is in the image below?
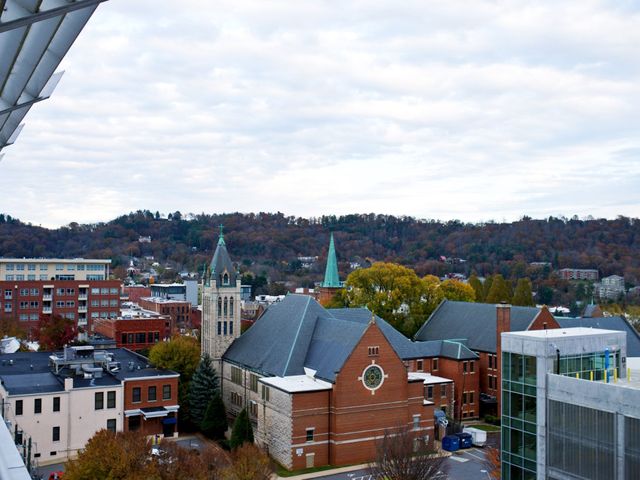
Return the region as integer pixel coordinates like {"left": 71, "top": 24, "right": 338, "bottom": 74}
{"left": 455, "top": 432, "right": 473, "bottom": 449}
{"left": 442, "top": 434, "right": 460, "bottom": 452}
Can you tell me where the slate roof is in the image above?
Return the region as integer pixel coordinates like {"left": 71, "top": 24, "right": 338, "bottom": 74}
{"left": 209, "top": 232, "right": 238, "bottom": 286}
{"left": 223, "top": 294, "right": 477, "bottom": 383}
{"left": 414, "top": 300, "right": 543, "bottom": 353}
{"left": 556, "top": 316, "right": 640, "bottom": 357}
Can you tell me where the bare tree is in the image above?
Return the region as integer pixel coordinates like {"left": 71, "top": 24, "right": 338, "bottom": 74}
{"left": 369, "top": 424, "right": 447, "bottom": 480}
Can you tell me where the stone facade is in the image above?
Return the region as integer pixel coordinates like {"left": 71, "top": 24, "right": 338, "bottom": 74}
{"left": 201, "top": 281, "right": 241, "bottom": 368}
{"left": 221, "top": 320, "right": 455, "bottom": 470}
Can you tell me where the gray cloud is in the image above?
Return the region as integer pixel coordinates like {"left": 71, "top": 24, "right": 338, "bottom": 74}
{"left": 1, "top": 0, "right": 639, "bottom": 227}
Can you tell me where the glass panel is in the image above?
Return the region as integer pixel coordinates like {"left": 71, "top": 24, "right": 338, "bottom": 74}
{"left": 524, "top": 432, "right": 536, "bottom": 460}
{"left": 524, "top": 356, "right": 536, "bottom": 385}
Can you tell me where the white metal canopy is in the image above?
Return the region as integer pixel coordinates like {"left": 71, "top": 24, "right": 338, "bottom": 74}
{"left": 0, "top": 0, "right": 107, "bottom": 151}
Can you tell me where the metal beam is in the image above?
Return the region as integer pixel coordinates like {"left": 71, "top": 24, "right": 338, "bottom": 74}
{"left": 0, "top": 0, "right": 106, "bottom": 33}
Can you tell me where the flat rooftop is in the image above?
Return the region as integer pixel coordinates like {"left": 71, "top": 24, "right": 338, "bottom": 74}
{"left": 504, "top": 327, "right": 620, "bottom": 339}
{"left": 259, "top": 375, "right": 332, "bottom": 393}
{"left": 140, "top": 297, "right": 189, "bottom": 304}
{"left": 0, "top": 258, "right": 110, "bottom": 264}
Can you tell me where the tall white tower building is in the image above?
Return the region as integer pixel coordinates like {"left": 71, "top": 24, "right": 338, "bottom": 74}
{"left": 201, "top": 227, "right": 241, "bottom": 371}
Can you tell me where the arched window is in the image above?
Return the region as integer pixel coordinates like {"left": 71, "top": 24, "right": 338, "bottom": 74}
{"left": 217, "top": 297, "right": 222, "bottom": 316}
{"left": 223, "top": 273, "right": 229, "bottom": 285}
{"left": 224, "top": 297, "right": 228, "bottom": 316}
{"left": 229, "top": 297, "right": 234, "bottom": 317}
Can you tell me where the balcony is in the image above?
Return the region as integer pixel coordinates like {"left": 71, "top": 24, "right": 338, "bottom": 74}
{"left": 43, "top": 294, "right": 52, "bottom": 301}
{"left": 77, "top": 318, "right": 88, "bottom": 326}
{"left": 78, "top": 294, "right": 88, "bottom": 300}
{"left": 42, "top": 306, "right": 52, "bottom": 314}
{"left": 78, "top": 306, "right": 88, "bottom": 313}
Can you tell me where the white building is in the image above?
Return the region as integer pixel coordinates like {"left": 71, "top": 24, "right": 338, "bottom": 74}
{"left": 501, "top": 327, "right": 640, "bottom": 479}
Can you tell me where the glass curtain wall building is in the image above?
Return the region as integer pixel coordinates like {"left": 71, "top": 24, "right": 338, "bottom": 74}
{"left": 502, "top": 328, "right": 640, "bottom": 480}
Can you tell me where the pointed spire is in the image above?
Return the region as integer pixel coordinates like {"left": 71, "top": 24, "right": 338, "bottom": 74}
{"left": 218, "top": 224, "right": 226, "bottom": 246}
{"left": 322, "top": 233, "right": 341, "bottom": 288}
{"left": 369, "top": 311, "right": 376, "bottom": 325}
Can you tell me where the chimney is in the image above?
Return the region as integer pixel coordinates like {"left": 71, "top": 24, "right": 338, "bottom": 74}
{"left": 496, "top": 302, "right": 511, "bottom": 417}
{"left": 496, "top": 302, "right": 511, "bottom": 338}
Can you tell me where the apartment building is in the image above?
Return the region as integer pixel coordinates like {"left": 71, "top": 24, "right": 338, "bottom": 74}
{"left": 557, "top": 268, "right": 599, "bottom": 281}
{"left": 0, "top": 346, "right": 179, "bottom": 465}
{"left": 0, "top": 258, "right": 120, "bottom": 336}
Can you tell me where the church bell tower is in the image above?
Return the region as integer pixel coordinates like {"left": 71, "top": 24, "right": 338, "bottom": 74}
{"left": 201, "top": 226, "right": 241, "bottom": 370}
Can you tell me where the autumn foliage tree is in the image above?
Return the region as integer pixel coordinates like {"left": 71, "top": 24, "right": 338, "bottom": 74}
{"left": 36, "top": 314, "right": 75, "bottom": 350}
{"left": 344, "top": 263, "right": 477, "bottom": 336}
{"left": 65, "top": 429, "right": 230, "bottom": 480}
{"left": 64, "top": 430, "right": 157, "bottom": 480}
{"left": 149, "top": 335, "right": 201, "bottom": 428}
{"left": 368, "top": 424, "right": 446, "bottom": 480}
{"left": 222, "top": 443, "right": 272, "bottom": 480}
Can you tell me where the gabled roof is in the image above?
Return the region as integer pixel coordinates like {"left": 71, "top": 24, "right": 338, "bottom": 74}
{"left": 414, "top": 299, "right": 542, "bottom": 353}
{"left": 223, "top": 295, "right": 477, "bottom": 383}
{"left": 209, "top": 229, "right": 237, "bottom": 286}
{"left": 582, "top": 304, "right": 602, "bottom": 318}
{"left": 556, "top": 316, "right": 640, "bottom": 357}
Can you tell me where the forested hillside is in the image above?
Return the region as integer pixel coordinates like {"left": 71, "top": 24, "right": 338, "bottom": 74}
{"left": 0, "top": 212, "right": 638, "bottom": 291}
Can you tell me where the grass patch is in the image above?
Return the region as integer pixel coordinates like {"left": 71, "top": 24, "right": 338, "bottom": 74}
{"left": 471, "top": 424, "right": 501, "bottom": 432}
{"left": 275, "top": 462, "right": 362, "bottom": 477}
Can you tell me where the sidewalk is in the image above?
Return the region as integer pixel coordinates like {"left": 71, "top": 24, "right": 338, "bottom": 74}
{"left": 272, "top": 463, "right": 370, "bottom": 479}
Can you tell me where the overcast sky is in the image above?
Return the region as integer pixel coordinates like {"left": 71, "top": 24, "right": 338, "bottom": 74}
{"left": 1, "top": 0, "right": 639, "bottom": 228}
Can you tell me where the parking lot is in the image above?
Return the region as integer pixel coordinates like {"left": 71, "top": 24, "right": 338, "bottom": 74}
{"left": 313, "top": 445, "right": 492, "bottom": 480}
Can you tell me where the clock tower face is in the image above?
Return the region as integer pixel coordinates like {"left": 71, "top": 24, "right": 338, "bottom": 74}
{"left": 362, "top": 364, "right": 385, "bottom": 391}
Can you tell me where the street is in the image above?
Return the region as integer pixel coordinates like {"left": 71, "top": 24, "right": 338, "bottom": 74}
{"left": 311, "top": 446, "right": 491, "bottom": 480}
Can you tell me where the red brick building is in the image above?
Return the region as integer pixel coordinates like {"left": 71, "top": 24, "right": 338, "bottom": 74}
{"left": 221, "top": 295, "right": 467, "bottom": 470}
{"left": 93, "top": 315, "right": 169, "bottom": 351}
{"left": 1, "top": 279, "right": 121, "bottom": 337}
{"left": 415, "top": 300, "right": 560, "bottom": 416}
{"left": 121, "top": 285, "right": 151, "bottom": 303}
{"left": 123, "top": 374, "right": 179, "bottom": 437}
{"left": 138, "top": 297, "right": 193, "bottom": 332}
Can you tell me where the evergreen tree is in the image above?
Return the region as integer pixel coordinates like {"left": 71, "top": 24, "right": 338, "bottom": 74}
{"left": 485, "top": 274, "right": 512, "bottom": 304}
{"left": 229, "top": 408, "right": 254, "bottom": 449}
{"left": 468, "top": 274, "right": 484, "bottom": 302}
{"left": 188, "top": 353, "right": 219, "bottom": 428}
{"left": 482, "top": 275, "right": 494, "bottom": 302}
{"left": 512, "top": 278, "right": 534, "bottom": 306}
{"left": 201, "top": 394, "right": 228, "bottom": 440}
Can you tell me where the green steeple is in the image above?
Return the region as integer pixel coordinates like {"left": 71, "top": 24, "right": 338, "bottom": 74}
{"left": 322, "top": 233, "right": 341, "bottom": 288}
{"left": 218, "top": 224, "right": 226, "bottom": 246}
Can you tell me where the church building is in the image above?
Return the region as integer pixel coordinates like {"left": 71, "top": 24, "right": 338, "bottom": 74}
{"left": 202, "top": 231, "right": 478, "bottom": 470}
{"left": 201, "top": 228, "right": 242, "bottom": 372}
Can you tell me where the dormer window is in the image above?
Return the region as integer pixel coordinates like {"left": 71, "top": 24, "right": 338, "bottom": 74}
{"left": 223, "top": 273, "right": 229, "bottom": 285}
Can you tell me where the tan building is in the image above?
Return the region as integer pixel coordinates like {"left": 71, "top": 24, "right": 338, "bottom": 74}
{"left": 0, "top": 346, "right": 179, "bottom": 465}
{"left": 0, "top": 258, "right": 110, "bottom": 282}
